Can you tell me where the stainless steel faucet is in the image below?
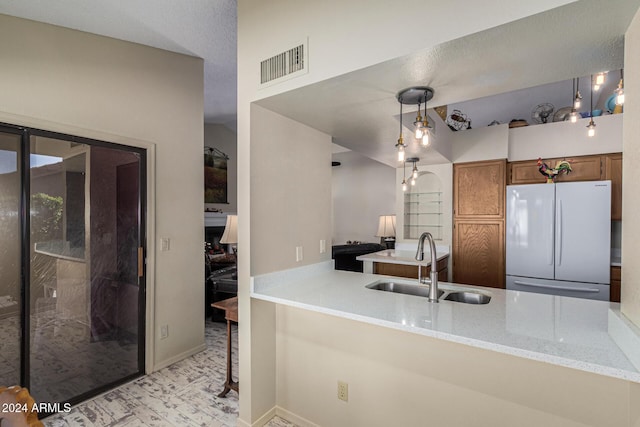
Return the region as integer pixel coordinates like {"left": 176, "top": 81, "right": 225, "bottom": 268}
{"left": 415, "top": 232, "right": 439, "bottom": 303}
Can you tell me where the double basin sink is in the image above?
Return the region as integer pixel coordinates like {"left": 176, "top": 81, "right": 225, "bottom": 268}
{"left": 366, "top": 280, "right": 491, "bottom": 305}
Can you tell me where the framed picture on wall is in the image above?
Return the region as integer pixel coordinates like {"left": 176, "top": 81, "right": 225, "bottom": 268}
{"left": 204, "top": 147, "right": 229, "bottom": 203}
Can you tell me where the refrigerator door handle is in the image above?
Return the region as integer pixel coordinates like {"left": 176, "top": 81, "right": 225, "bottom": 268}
{"left": 556, "top": 200, "right": 563, "bottom": 266}
{"left": 513, "top": 280, "right": 600, "bottom": 293}
{"left": 548, "top": 201, "right": 554, "bottom": 266}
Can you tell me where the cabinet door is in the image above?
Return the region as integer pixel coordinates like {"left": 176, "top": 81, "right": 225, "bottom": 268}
{"left": 454, "top": 159, "right": 506, "bottom": 219}
{"left": 453, "top": 220, "right": 505, "bottom": 288}
{"left": 510, "top": 155, "right": 602, "bottom": 185}
{"left": 604, "top": 153, "right": 622, "bottom": 221}
{"left": 554, "top": 155, "right": 602, "bottom": 182}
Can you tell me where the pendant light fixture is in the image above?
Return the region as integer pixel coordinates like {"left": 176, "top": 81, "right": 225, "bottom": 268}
{"left": 569, "top": 78, "right": 579, "bottom": 123}
{"left": 587, "top": 74, "right": 596, "bottom": 137}
{"left": 615, "top": 69, "right": 625, "bottom": 105}
{"left": 396, "top": 86, "right": 434, "bottom": 159}
{"left": 414, "top": 101, "right": 424, "bottom": 139}
{"left": 401, "top": 160, "right": 408, "bottom": 192}
{"left": 396, "top": 100, "right": 405, "bottom": 162}
{"left": 407, "top": 157, "right": 419, "bottom": 186}
{"left": 593, "top": 72, "right": 606, "bottom": 91}
{"left": 573, "top": 76, "right": 582, "bottom": 109}
{"left": 421, "top": 94, "right": 432, "bottom": 147}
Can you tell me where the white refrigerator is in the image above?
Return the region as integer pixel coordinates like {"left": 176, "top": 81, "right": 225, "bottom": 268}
{"left": 506, "top": 181, "right": 611, "bottom": 301}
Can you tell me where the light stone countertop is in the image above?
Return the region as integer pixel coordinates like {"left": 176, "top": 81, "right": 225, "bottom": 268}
{"left": 251, "top": 261, "right": 640, "bottom": 384}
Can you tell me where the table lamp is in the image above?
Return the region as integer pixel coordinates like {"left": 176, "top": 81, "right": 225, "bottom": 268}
{"left": 220, "top": 214, "right": 238, "bottom": 254}
{"left": 376, "top": 215, "right": 396, "bottom": 249}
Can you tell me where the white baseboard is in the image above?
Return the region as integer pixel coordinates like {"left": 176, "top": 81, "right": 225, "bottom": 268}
{"left": 151, "top": 343, "right": 206, "bottom": 372}
{"left": 238, "top": 406, "right": 319, "bottom": 427}
{"left": 275, "top": 406, "right": 320, "bottom": 427}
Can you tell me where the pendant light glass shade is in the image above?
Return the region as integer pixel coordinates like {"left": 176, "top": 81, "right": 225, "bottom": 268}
{"left": 587, "top": 120, "right": 596, "bottom": 137}
{"left": 569, "top": 109, "right": 578, "bottom": 123}
{"left": 421, "top": 131, "right": 430, "bottom": 146}
{"left": 615, "top": 70, "right": 625, "bottom": 105}
{"left": 587, "top": 75, "right": 596, "bottom": 137}
{"left": 397, "top": 141, "right": 405, "bottom": 162}
{"left": 573, "top": 77, "right": 582, "bottom": 109}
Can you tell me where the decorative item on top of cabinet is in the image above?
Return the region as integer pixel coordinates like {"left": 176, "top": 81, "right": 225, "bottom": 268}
{"left": 604, "top": 153, "right": 622, "bottom": 221}
{"left": 611, "top": 266, "right": 621, "bottom": 303}
{"left": 509, "top": 155, "right": 602, "bottom": 185}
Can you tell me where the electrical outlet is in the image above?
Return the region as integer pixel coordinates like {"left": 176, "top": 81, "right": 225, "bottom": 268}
{"left": 320, "top": 239, "right": 326, "bottom": 254}
{"left": 337, "top": 381, "right": 348, "bottom": 402}
{"left": 160, "top": 325, "right": 169, "bottom": 339}
{"left": 296, "top": 246, "right": 303, "bottom": 262}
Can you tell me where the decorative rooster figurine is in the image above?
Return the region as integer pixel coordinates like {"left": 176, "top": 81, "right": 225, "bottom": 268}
{"left": 537, "top": 158, "right": 572, "bottom": 183}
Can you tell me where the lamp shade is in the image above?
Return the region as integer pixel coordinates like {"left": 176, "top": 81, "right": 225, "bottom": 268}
{"left": 220, "top": 215, "right": 238, "bottom": 244}
{"left": 375, "top": 215, "right": 396, "bottom": 238}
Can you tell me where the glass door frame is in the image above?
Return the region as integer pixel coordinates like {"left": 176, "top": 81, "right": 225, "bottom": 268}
{"left": 0, "top": 121, "right": 147, "bottom": 411}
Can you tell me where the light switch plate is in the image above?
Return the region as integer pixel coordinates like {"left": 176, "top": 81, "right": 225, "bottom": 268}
{"left": 296, "top": 246, "right": 303, "bottom": 262}
{"left": 320, "top": 239, "right": 326, "bottom": 253}
{"left": 161, "top": 238, "right": 170, "bottom": 251}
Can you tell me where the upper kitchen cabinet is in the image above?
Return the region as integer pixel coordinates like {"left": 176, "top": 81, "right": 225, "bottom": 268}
{"left": 604, "top": 153, "right": 623, "bottom": 221}
{"left": 509, "top": 155, "right": 603, "bottom": 185}
{"left": 453, "top": 159, "right": 506, "bottom": 219}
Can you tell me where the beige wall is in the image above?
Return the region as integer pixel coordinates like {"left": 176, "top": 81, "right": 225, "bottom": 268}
{"left": 332, "top": 151, "right": 395, "bottom": 245}
{"left": 249, "top": 105, "right": 332, "bottom": 275}
{"left": 0, "top": 14, "right": 205, "bottom": 370}
{"left": 622, "top": 8, "right": 640, "bottom": 325}
{"left": 237, "top": 1, "right": 640, "bottom": 425}
{"left": 205, "top": 124, "right": 238, "bottom": 213}
{"left": 276, "top": 305, "right": 639, "bottom": 427}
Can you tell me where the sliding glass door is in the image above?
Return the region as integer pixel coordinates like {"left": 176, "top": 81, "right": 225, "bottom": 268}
{"left": 0, "top": 128, "right": 22, "bottom": 389}
{"left": 0, "top": 124, "right": 146, "bottom": 410}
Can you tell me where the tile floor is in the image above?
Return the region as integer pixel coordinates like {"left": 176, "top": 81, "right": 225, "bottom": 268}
{"left": 43, "top": 320, "right": 296, "bottom": 427}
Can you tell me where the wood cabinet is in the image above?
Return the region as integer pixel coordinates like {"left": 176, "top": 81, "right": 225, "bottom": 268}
{"left": 374, "top": 256, "right": 448, "bottom": 282}
{"left": 509, "top": 155, "right": 603, "bottom": 185}
{"left": 454, "top": 159, "right": 505, "bottom": 219}
{"left": 610, "top": 266, "right": 621, "bottom": 303}
{"left": 604, "top": 153, "right": 623, "bottom": 221}
{"left": 453, "top": 220, "right": 505, "bottom": 288}
{"left": 453, "top": 160, "right": 506, "bottom": 288}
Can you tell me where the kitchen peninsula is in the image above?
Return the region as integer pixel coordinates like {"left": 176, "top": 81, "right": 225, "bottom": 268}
{"left": 252, "top": 261, "right": 640, "bottom": 383}
{"left": 356, "top": 245, "right": 449, "bottom": 279}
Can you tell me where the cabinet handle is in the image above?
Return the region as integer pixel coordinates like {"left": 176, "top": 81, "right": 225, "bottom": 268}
{"left": 513, "top": 280, "right": 599, "bottom": 293}
{"left": 138, "top": 247, "right": 144, "bottom": 278}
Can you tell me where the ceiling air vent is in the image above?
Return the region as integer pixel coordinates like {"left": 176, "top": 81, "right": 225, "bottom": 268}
{"left": 260, "top": 40, "right": 308, "bottom": 86}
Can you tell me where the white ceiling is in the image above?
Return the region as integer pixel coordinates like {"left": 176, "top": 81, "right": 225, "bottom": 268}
{"left": 256, "top": 0, "right": 639, "bottom": 166}
{"left": 0, "top": 0, "right": 237, "bottom": 127}
{"left": 0, "top": 0, "right": 638, "bottom": 166}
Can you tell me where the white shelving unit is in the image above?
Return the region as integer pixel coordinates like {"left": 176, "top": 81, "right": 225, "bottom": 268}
{"left": 403, "top": 191, "right": 443, "bottom": 240}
